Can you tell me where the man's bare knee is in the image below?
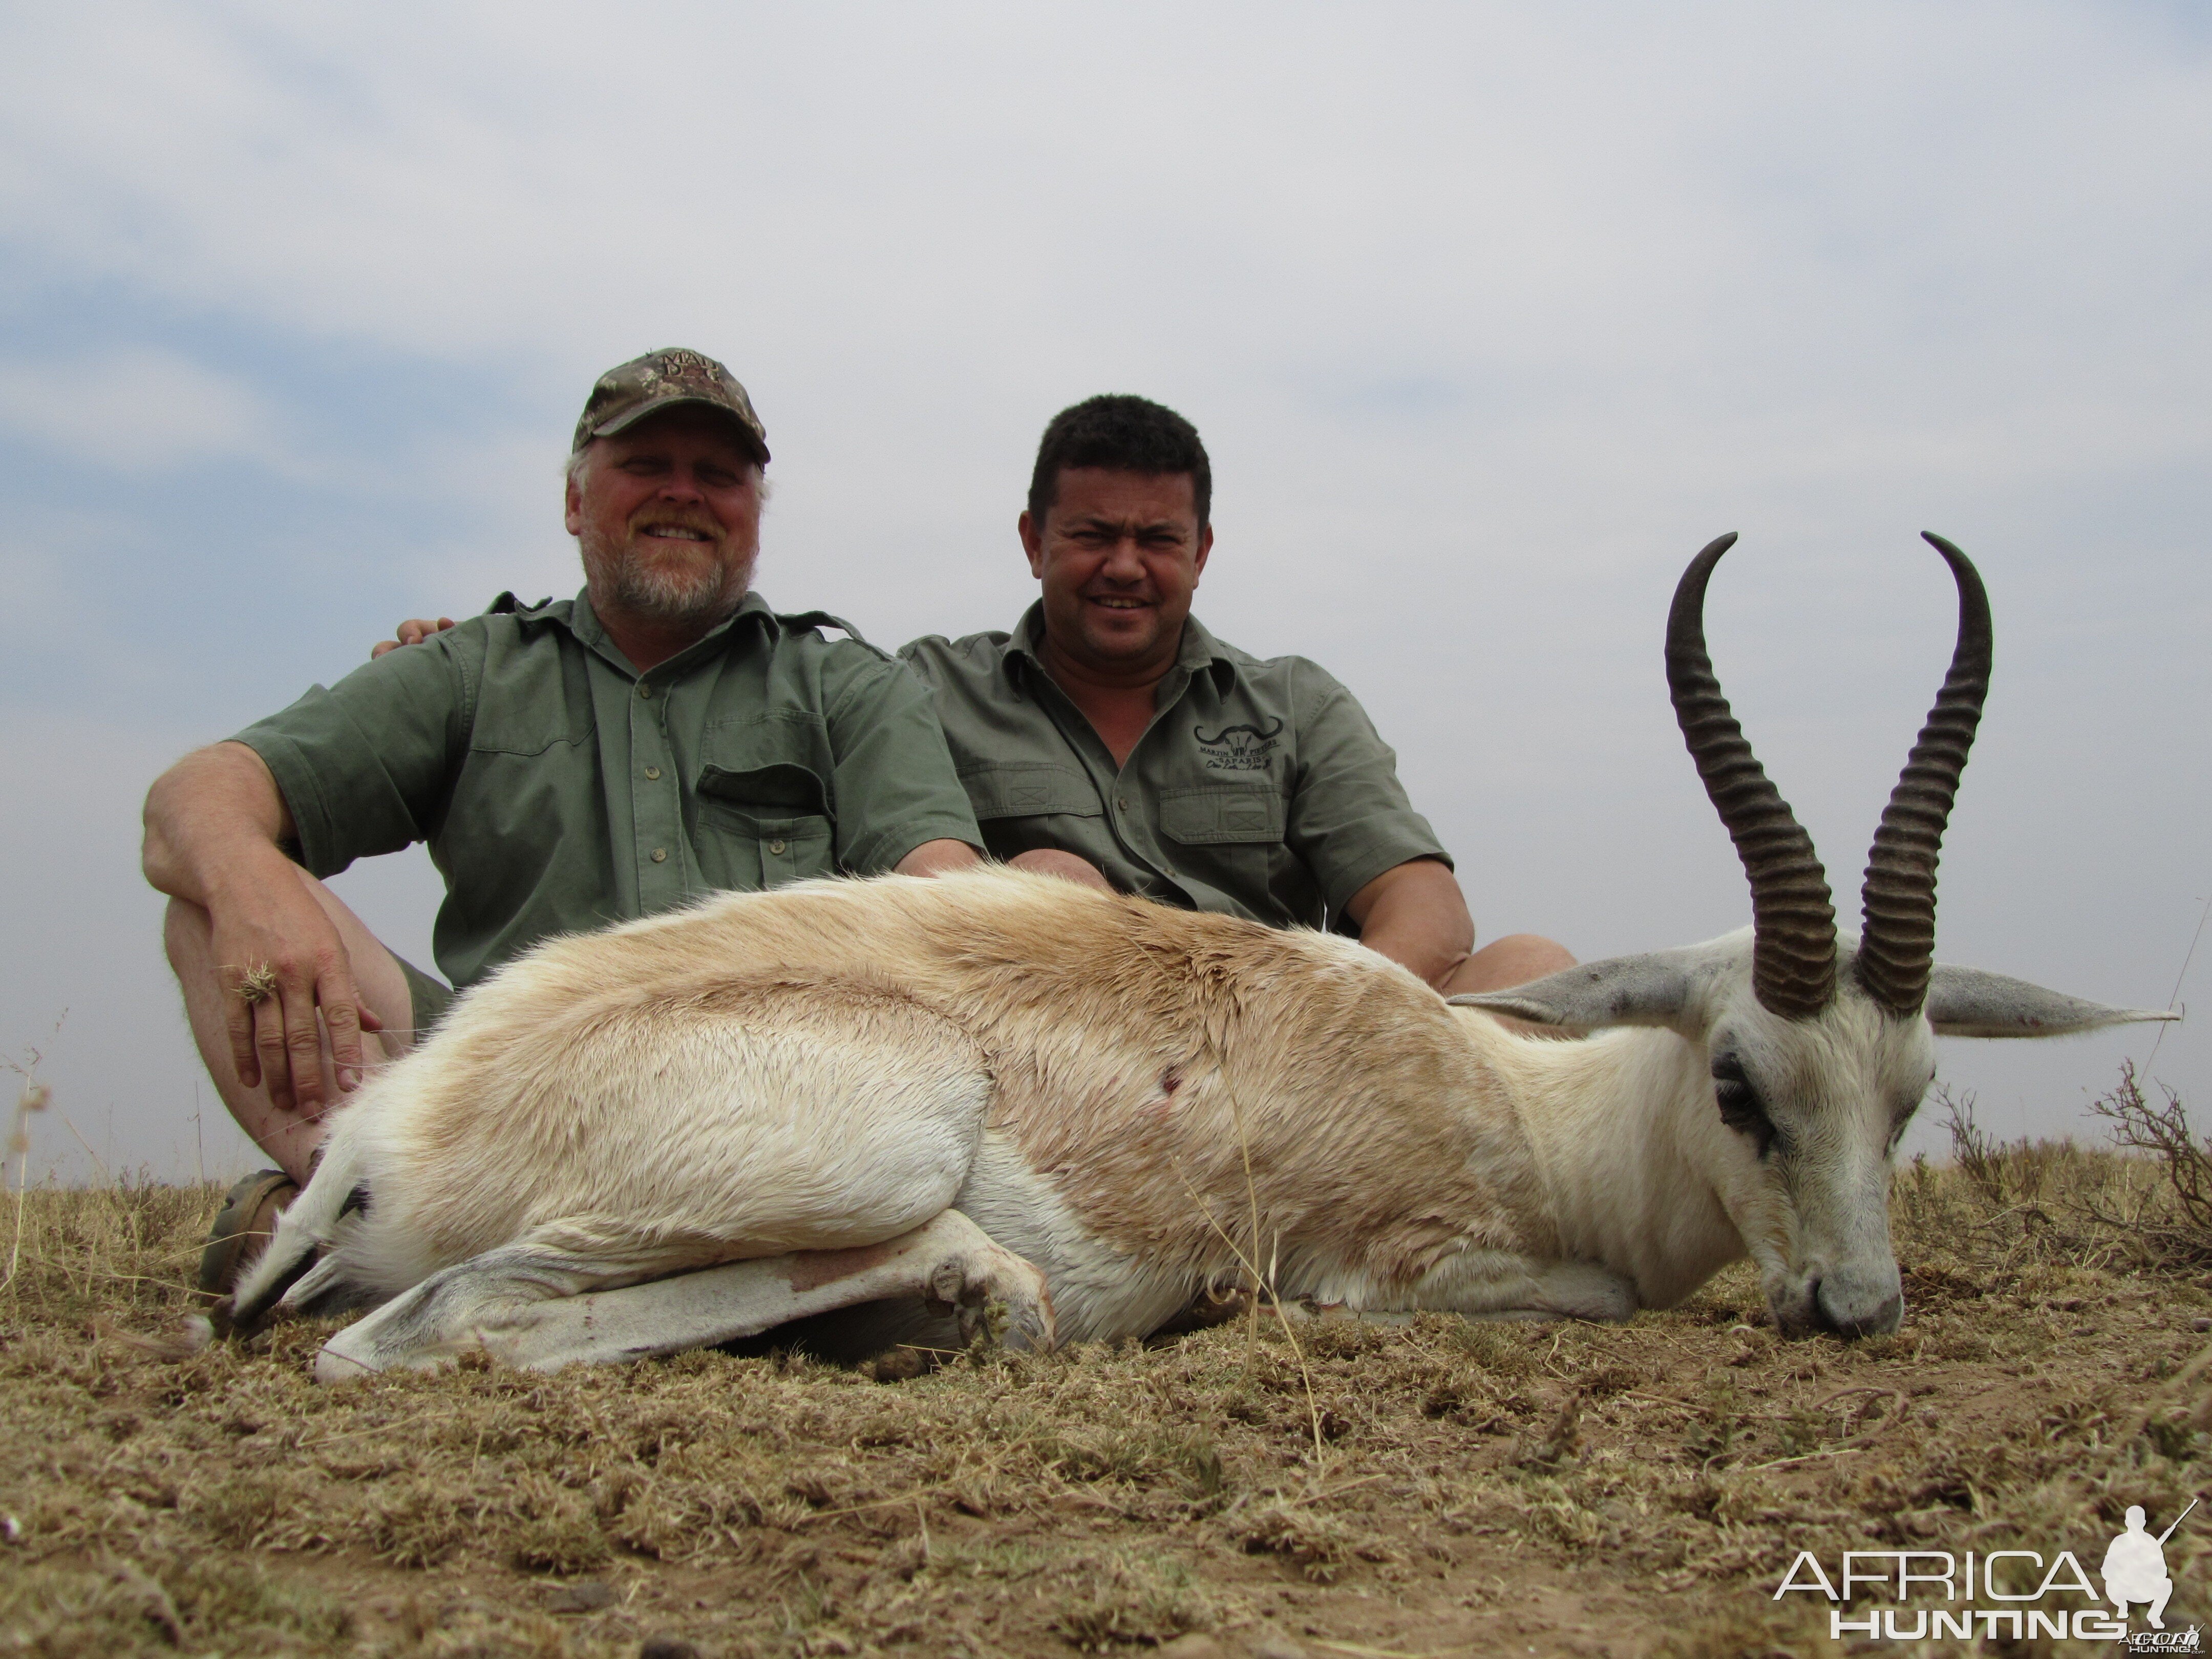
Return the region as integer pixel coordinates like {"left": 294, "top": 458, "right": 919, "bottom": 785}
{"left": 1007, "top": 848, "right": 1116, "bottom": 893}
{"left": 1446, "top": 934, "right": 1577, "bottom": 997}
{"left": 1485, "top": 933, "right": 1577, "bottom": 984}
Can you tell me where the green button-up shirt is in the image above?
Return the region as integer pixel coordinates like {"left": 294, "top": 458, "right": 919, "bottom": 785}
{"left": 899, "top": 605, "right": 1451, "bottom": 931}
{"left": 236, "top": 589, "right": 981, "bottom": 992}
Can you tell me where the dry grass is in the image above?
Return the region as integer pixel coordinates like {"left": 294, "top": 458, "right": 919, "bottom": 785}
{"left": 5, "top": 1076, "right": 2212, "bottom": 1657}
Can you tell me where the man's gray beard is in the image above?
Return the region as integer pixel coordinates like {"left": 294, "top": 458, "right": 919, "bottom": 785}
{"left": 583, "top": 536, "right": 753, "bottom": 629}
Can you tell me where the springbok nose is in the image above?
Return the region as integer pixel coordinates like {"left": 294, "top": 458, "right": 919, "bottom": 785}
{"left": 1810, "top": 1279, "right": 1904, "bottom": 1341}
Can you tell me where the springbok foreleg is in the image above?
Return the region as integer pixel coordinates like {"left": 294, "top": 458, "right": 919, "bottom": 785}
{"left": 1401, "top": 1251, "right": 1640, "bottom": 1325}
{"left": 311, "top": 1208, "right": 1053, "bottom": 1380}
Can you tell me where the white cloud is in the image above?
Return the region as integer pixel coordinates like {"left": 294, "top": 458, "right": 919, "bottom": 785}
{"left": 0, "top": 348, "right": 275, "bottom": 471}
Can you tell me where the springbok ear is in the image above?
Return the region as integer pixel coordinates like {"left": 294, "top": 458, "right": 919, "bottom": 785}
{"left": 1923, "top": 964, "right": 2180, "bottom": 1038}
{"left": 1449, "top": 953, "right": 1699, "bottom": 1032}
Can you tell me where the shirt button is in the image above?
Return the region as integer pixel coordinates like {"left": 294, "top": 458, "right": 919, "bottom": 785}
{"left": 644, "top": 766, "right": 662, "bottom": 780}
{"left": 1116, "top": 795, "right": 1130, "bottom": 810}
{"left": 636, "top": 683, "right": 653, "bottom": 699}
{"left": 650, "top": 848, "right": 668, "bottom": 863}
{"left": 767, "top": 838, "right": 786, "bottom": 855}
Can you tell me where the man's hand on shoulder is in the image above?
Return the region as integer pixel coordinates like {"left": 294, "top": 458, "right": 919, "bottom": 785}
{"left": 371, "top": 616, "right": 456, "bottom": 660}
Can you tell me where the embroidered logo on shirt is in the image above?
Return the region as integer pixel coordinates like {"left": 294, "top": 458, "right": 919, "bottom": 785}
{"left": 1195, "top": 718, "right": 1284, "bottom": 772}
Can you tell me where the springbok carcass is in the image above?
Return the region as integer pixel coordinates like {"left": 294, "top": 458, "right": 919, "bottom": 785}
{"left": 230, "top": 534, "right": 2174, "bottom": 1379}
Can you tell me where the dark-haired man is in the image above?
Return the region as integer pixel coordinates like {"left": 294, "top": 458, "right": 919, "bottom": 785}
{"left": 898, "top": 395, "right": 1569, "bottom": 995}
{"left": 150, "top": 349, "right": 984, "bottom": 1282}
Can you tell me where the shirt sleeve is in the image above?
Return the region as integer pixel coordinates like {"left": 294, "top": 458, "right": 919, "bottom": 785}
{"left": 892, "top": 636, "right": 940, "bottom": 684}
{"left": 821, "top": 649, "right": 986, "bottom": 873}
{"left": 1282, "top": 657, "right": 1453, "bottom": 922}
{"left": 228, "top": 627, "right": 477, "bottom": 879}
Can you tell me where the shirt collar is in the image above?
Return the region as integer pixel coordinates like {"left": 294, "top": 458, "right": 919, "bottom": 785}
{"left": 1174, "top": 612, "right": 1238, "bottom": 690}
{"left": 565, "top": 587, "right": 776, "bottom": 674}
{"left": 1005, "top": 601, "right": 1238, "bottom": 693}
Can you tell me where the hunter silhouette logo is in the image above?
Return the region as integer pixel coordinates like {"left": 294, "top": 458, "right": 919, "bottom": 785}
{"left": 2108, "top": 1500, "right": 2194, "bottom": 1632}
{"left": 1195, "top": 718, "right": 1283, "bottom": 772}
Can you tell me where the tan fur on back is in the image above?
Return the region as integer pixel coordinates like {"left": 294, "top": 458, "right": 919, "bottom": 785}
{"left": 359, "top": 868, "right": 1548, "bottom": 1301}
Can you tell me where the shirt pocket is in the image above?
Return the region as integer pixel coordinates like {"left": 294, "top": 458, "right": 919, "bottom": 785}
{"left": 1158, "top": 786, "right": 1285, "bottom": 845}
{"left": 958, "top": 762, "right": 1102, "bottom": 861}
{"left": 1158, "top": 785, "right": 1289, "bottom": 913}
{"left": 466, "top": 627, "right": 594, "bottom": 757}
{"left": 693, "top": 724, "right": 838, "bottom": 890}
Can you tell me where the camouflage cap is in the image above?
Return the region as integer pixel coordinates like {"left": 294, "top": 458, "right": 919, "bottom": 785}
{"left": 572, "top": 348, "right": 769, "bottom": 462}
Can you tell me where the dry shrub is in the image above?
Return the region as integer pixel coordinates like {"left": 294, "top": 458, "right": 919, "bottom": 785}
{"left": 2086, "top": 1060, "right": 2212, "bottom": 1265}
{"left": 1904, "top": 1071, "right": 2212, "bottom": 1283}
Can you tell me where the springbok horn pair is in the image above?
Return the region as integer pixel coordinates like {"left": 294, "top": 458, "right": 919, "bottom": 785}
{"left": 1670, "top": 529, "right": 1987, "bottom": 1022}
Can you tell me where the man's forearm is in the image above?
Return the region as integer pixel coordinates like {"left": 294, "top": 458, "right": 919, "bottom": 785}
{"left": 142, "top": 742, "right": 300, "bottom": 904}
{"left": 1345, "top": 859, "right": 1476, "bottom": 989}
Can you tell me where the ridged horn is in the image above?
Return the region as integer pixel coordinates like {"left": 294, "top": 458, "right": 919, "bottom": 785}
{"left": 1855, "top": 533, "right": 1992, "bottom": 1016}
{"left": 1666, "top": 534, "right": 1838, "bottom": 1019}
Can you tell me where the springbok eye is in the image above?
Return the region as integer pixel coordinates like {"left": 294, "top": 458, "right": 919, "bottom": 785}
{"left": 1887, "top": 1089, "right": 1928, "bottom": 1153}
{"left": 1711, "top": 1055, "right": 1778, "bottom": 1158}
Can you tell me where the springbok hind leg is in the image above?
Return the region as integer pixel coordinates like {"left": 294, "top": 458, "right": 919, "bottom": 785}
{"left": 312, "top": 1209, "right": 1054, "bottom": 1381}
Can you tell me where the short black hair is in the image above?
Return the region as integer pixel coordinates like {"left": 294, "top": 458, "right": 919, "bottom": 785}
{"left": 1027, "top": 395, "right": 1211, "bottom": 528}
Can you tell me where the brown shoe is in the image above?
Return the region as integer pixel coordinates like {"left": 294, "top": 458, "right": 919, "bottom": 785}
{"left": 196, "top": 1169, "right": 299, "bottom": 1303}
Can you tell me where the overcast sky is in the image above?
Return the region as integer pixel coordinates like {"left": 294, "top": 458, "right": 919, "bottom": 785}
{"left": 2, "top": 3, "right": 2205, "bottom": 1183}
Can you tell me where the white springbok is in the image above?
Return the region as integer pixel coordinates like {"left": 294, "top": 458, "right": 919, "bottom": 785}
{"left": 230, "top": 534, "right": 2174, "bottom": 1379}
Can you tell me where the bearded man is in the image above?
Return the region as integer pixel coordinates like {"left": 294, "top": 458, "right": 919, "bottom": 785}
{"left": 144, "top": 350, "right": 984, "bottom": 1289}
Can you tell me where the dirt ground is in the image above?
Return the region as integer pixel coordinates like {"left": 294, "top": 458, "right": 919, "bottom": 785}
{"left": 5, "top": 1101, "right": 2211, "bottom": 1658}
